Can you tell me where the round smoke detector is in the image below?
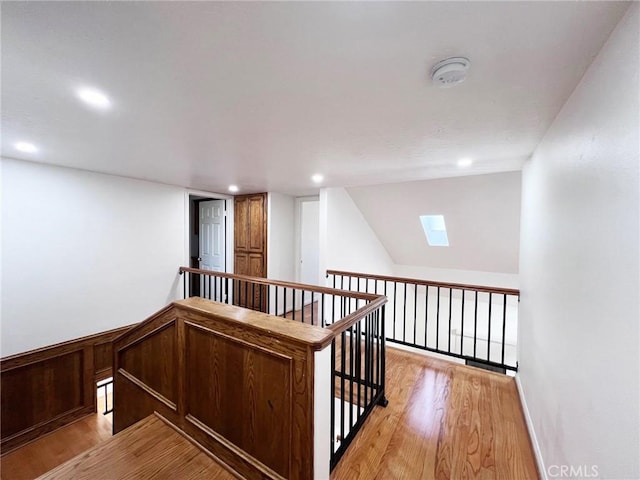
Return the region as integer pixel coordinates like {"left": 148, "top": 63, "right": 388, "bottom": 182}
{"left": 431, "top": 57, "right": 470, "bottom": 88}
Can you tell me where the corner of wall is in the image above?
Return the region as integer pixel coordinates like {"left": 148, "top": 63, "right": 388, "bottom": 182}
{"left": 515, "top": 374, "right": 548, "bottom": 480}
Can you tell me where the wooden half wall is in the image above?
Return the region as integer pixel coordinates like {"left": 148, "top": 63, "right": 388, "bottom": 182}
{"left": 0, "top": 325, "right": 132, "bottom": 454}
{"left": 113, "top": 297, "right": 333, "bottom": 480}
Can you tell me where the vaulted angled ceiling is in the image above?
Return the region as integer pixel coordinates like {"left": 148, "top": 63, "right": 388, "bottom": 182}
{"left": 348, "top": 172, "right": 522, "bottom": 273}
{"left": 0, "top": 2, "right": 629, "bottom": 195}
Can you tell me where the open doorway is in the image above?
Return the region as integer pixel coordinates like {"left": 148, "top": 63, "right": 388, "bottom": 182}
{"left": 296, "top": 197, "right": 320, "bottom": 308}
{"left": 188, "top": 194, "right": 228, "bottom": 297}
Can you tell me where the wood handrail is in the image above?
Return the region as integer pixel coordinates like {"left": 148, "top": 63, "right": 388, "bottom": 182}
{"left": 326, "top": 269, "right": 520, "bottom": 297}
{"left": 179, "top": 266, "right": 380, "bottom": 301}
{"left": 326, "top": 295, "right": 388, "bottom": 335}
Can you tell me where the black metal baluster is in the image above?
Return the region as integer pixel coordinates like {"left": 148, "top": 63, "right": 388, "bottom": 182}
{"left": 311, "top": 291, "right": 315, "bottom": 326}
{"left": 321, "top": 293, "right": 325, "bottom": 327}
{"left": 283, "top": 288, "right": 287, "bottom": 317}
{"left": 436, "top": 287, "right": 441, "bottom": 351}
{"left": 341, "top": 276, "right": 345, "bottom": 318}
{"left": 349, "top": 325, "right": 354, "bottom": 430}
{"left": 349, "top": 277, "right": 353, "bottom": 314}
{"left": 365, "top": 313, "right": 371, "bottom": 407}
{"left": 340, "top": 330, "right": 346, "bottom": 448}
{"left": 330, "top": 339, "right": 336, "bottom": 455}
{"left": 501, "top": 294, "right": 507, "bottom": 366}
{"left": 393, "top": 282, "right": 397, "bottom": 341}
{"left": 332, "top": 294, "right": 337, "bottom": 325}
{"left": 292, "top": 289, "right": 296, "bottom": 321}
{"left": 488, "top": 293, "right": 493, "bottom": 361}
{"left": 403, "top": 282, "right": 407, "bottom": 343}
{"left": 356, "top": 319, "right": 361, "bottom": 421}
{"left": 473, "top": 291, "right": 478, "bottom": 358}
{"left": 460, "top": 289, "right": 465, "bottom": 355}
{"left": 301, "top": 290, "right": 306, "bottom": 323}
{"left": 424, "top": 285, "right": 429, "bottom": 348}
{"left": 373, "top": 310, "right": 384, "bottom": 395}
{"left": 413, "top": 284, "right": 418, "bottom": 344}
{"left": 448, "top": 288, "right": 452, "bottom": 353}
{"left": 379, "top": 304, "right": 387, "bottom": 405}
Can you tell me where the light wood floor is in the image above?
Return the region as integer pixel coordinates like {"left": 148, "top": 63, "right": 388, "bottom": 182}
{"left": 0, "top": 413, "right": 113, "bottom": 480}
{"left": 37, "top": 414, "right": 236, "bottom": 480}
{"left": 331, "top": 346, "right": 539, "bottom": 480}
{"left": 1, "top": 348, "right": 538, "bottom": 480}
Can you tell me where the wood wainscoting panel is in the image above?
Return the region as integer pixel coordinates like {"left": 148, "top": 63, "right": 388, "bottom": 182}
{"left": 185, "top": 323, "right": 292, "bottom": 477}
{"left": 112, "top": 298, "right": 331, "bottom": 479}
{"left": 1, "top": 350, "right": 88, "bottom": 441}
{"left": 0, "top": 325, "right": 131, "bottom": 454}
{"left": 93, "top": 342, "right": 114, "bottom": 381}
{"left": 118, "top": 322, "right": 177, "bottom": 404}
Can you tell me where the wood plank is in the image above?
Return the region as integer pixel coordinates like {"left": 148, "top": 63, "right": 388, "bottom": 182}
{"left": 36, "top": 414, "right": 237, "bottom": 480}
{"left": 176, "top": 297, "right": 333, "bottom": 350}
{"left": 331, "top": 346, "right": 539, "bottom": 480}
{"left": 0, "top": 413, "right": 112, "bottom": 480}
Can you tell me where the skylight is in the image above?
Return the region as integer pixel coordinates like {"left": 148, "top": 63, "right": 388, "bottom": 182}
{"left": 420, "top": 215, "right": 449, "bottom": 247}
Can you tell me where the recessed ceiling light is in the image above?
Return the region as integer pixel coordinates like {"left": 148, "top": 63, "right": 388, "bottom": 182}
{"left": 228, "top": 185, "right": 239, "bottom": 193}
{"left": 457, "top": 158, "right": 473, "bottom": 168}
{"left": 15, "top": 141, "right": 38, "bottom": 153}
{"left": 311, "top": 174, "right": 324, "bottom": 184}
{"left": 77, "top": 87, "right": 111, "bottom": 109}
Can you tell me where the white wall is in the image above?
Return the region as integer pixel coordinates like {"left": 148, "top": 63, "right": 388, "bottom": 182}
{"left": 2, "top": 159, "right": 188, "bottom": 356}
{"left": 319, "top": 187, "right": 394, "bottom": 281}
{"left": 394, "top": 264, "right": 518, "bottom": 290}
{"left": 267, "top": 192, "right": 296, "bottom": 282}
{"left": 267, "top": 192, "right": 296, "bottom": 315}
{"left": 518, "top": 5, "right": 639, "bottom": 479}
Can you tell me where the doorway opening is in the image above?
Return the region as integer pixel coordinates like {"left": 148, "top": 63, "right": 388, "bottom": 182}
{"left": 296, "top": 196, "right": 320, "bottom": 311}
{"left": 188, "top": 195, "right": 228, "bottom": 298}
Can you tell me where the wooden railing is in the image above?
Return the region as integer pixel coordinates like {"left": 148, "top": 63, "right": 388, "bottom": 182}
{"left": 327, "top": 269, "right": 520, "bottom": 372}
{"left": 178, "top": 267, "right": 388, "bottom": 473}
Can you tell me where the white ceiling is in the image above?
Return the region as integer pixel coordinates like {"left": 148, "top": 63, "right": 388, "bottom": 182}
{"left": 1, "top": 1, "right": 629, "bottom": 196}
{"left": 348, "top": 172, "right": 522, "bottom": 273}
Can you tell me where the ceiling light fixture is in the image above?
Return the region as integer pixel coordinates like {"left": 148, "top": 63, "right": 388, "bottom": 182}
{"left": 228, "top": 185, "right": 239, "bottom": 193}
{"left": 431, "top": 57, "right": 470, "bottom": 88}
{"left": 77, "top": 87, "right": 111, "bottom": 109}
{"left": 311, "top": 174, "right": 324, "bottom": 184}
{"left": 15, "top": 141, "right": 38, "bottom": 153}
{"left": 457, "top": 157, "right": 473, "bottom": 167}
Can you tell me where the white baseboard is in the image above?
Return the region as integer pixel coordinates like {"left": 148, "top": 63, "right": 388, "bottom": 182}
{"left": 515, "top": 374, "right": 547, "bottom": 480}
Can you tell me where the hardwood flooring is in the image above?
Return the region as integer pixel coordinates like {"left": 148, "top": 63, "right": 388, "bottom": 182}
{"left": 284, "top": 300, "right": 319, "bottom": 325}
{"left": 331, "top": 346, "right": 539, "bottom": 480}
{"left": 1, "top": 347, "right": 538, "bottom": 480}
{"left": 0, "top": 413, "right": 112, "bottom": 480}
{"left": 37, "top": 414, "right": 236, "bottom": 479}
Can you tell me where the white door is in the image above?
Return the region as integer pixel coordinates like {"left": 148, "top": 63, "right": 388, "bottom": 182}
{"left": 199, "top": 200, "right": 225, "bottom": 272}
{"left": 299, "top": 200, "right": 320, "bottom": 305}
